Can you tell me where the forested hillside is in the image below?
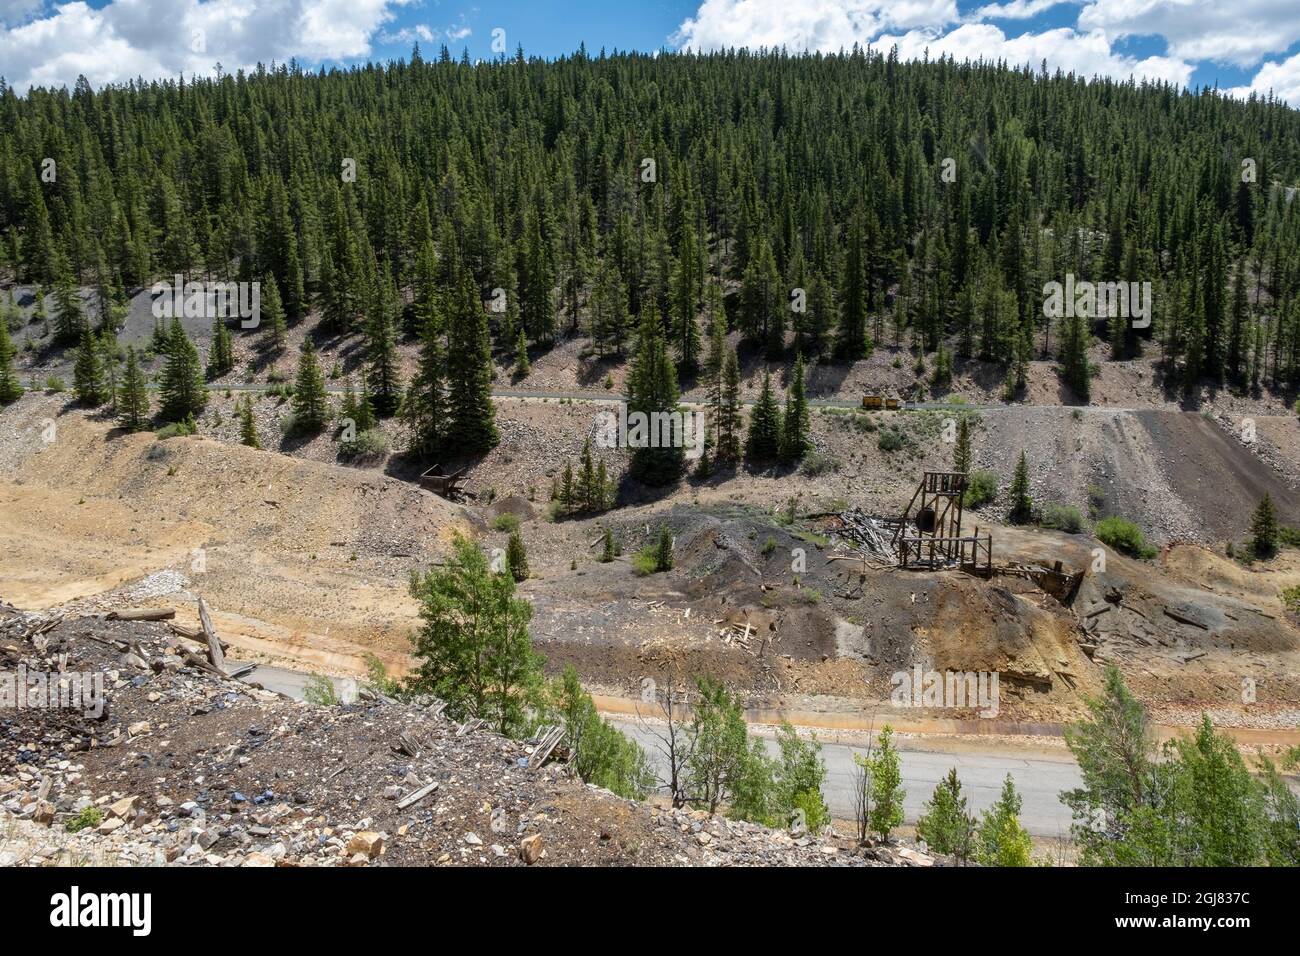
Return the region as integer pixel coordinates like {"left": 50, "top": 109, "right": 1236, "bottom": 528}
{"left": 2, "top": 46, "right": 1300, "bottom": 460}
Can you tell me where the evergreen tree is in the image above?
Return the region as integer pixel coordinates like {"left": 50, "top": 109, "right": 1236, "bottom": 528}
{"left": 653, "top": 525, "right": 674, "bottom": 572}
{"left": 290, "top": 338, "right": 329, "bottom": 433}
{"left": 0, "top": 318, "right": 24, "bottom": 405}
{"left": 1008, "top": 450, "right": 1032, "bottom": 523}
{"left": 600, "top": 526, "right": 616, "bottom": 562}
{"left": 117, "top": 346, "right": 150, "bottom": 431}
{"left": 206, "top": 317, "right": 234, "bottom": 379}
{"left": 745, "top": 370, "right": 783, "bottom": 463}
{"left": 403, "top": 314, "right": 448, "bottom": 461}
{"left": 780, "top": 353, "right": 810, "bottom": 464}
{"left": 514, "top": 327, "right": 530, "bottom": 378}
{"left": 626, "top": 305, "right": 684, "bottom": 485}
{"left": 159, "top": 319, "right": 208, "bottom": 423}
{"left": 710, "top": 348, "right": 742, "bottom": 469}
{"left": 261, "top": 276, "right": 287, "bottom": 353}
{"left": 1251, "top": 494, "right": 1278, "bottom": 558}
{"left": 506, "top": 530, "right": 529, "bottom": 582}
{"left": 953, "top": 416, "right": 972, "bottom": 473}
{"left": 239, "top": 396, "right": 260, "bottom": 448}
{"left": 73, "top": 327, "right": 106, "bottom": 405}
{"left": 406, "top": 532, "right": 541, "bottom": 737}
{"left": 445, "top": 269, "right": 498, "bottom": 453}
{"left": 916, "top": 768, "right": 976, "bottom": 862}
{"left": 976, "top": 776, "right": 1034, "bottom": 867}
{"left": 366, "top": 271, "right": 402, "bottom": 416}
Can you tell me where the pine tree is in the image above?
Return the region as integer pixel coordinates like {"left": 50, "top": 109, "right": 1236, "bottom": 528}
{"left": 207, "top": 317, "right": 233, "bottom": 379}
{"left": 626, "top": 305, "right": 684, "bottom": 485}
{"left": 780, "top": 353, "right": 810, "bottom": 464}
{"left": 290, "top": 338, "right": 329, "bottom": 434}
{"left": 98, "top": 330, "right": 119, "bottom": 410}
{"left": 1009, "top": 450, "right": 1032, "bottom": 523}
{"left": 51, "top": 252, "right": 86, "bottom": 346}
{"left": 836, "top": 215, "right": 871, "bottom": 360}
{"left": 71, "top": 327, "right": 102, "bottom": 405}
{"left": 506, "top": 530, "right": 529, "bottom": 582}
{"left": 514, "top": 327, "right": 530, "bottom": 379}
{"left": 403, "top": 314, "right": 448, "bottom": 461}
{"left": 366, "top": 271, "right": 402, "bottom": 416}
{"left": 976, "top": 775, "right": 1033, "bottom": 867}
{"left": 118, "top": 346, "right": 150, "bottom": 431}
{"left": 159, "top": 319, "right": 208, "bottom": 423}
{"left": 953, "top": 416, "right": 972, "bottom": 473}
{"left": 916, "top": 768, "right": 976, "bottom": 862}
{"left": 262, "top": 276, "right": 287, "bottom": 353}
{"left": 716, "top": 347, "right": 742, "bottom": 465}
{"left": 600, "top": 526, "right": 616, "bottom": 562}
{"left": 746, "top": 370, "right": 783, "bottom": 463}
{"left": 239, "top": 397, "right": 260, "bottom": 448}
{"left": 445, "top": 269, "right": 498, "bottom": 453}
{"left": 1060, "top": 310, "right": 1091, "bottom": 403}
{"left": 0, "top": 318, "right": 24, "bottom": 405}
{"left": 653, "top": 525, "right": 674, "bottom": 572}
{"left": 1251, "top": 494, "right": 1278, "bottom": 559}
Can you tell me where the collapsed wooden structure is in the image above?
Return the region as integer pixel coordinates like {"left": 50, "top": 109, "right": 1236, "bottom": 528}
{"left": 892, "top": 471, "right": 993, "bottom": 576}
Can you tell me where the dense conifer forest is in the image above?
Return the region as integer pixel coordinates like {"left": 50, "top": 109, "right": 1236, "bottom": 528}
{"left": 3, "top": 45, "right": 1300, "bottom": 457}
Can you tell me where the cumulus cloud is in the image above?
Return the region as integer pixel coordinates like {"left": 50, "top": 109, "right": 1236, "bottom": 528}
{"left": 673, "top": 0, "right": 960, "bottom": 53}
{"left": 1230, "top": 50, "right": 1300, "bottom": 105}
{"left": 0, "top": 0, "right": 409, "bottom": 92}
{"left": 674, "top": 0, "right": 1193, "bottom": 87}
{"left": 1078, "top": 0, "right": 1300, "bottom": 67}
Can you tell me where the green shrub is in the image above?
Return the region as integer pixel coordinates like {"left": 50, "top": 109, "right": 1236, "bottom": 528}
{"left": 45, "top": 375, "right": 66, "bottom": 393}
{"left": 1279, "top": 526, "right": 1300, "bottom": 549}
{"left": 964, "top": 469, "right": 999, "bottom": 509}
{"left": 491, "top": 513, "right": 521, "bottom": 533}
{"left": 1041, "top": 503, "right": 1084, "bottom": 533}
{"left": 66, "top": 806, "right": 103, "bottom": 833}
{"left": 155, "top": 416, "right": 196, "bottom": 440}
{"left": 304, "top": 674, "right": 338, "bottom": 706}
{"left": 343, "top": 427, "right": 389, "bottom": 461}
{"left": 877, "top": 429, "right": 905, "bottom": 453}
{"left": 1096, "top": 516, "right": 1157, "bottom": 559}
{"left": 1283, "top": 586, "right": 1300, "bottom": 614}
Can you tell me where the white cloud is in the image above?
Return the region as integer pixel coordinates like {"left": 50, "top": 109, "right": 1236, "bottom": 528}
{"left": 1229, "top": 50, "right": 1300, "bottom": 105}
{"left": 674, "top": 1, "right": 1192, "bottom": 87}
{"left": 876, "top": 23, "right": 1192, "bottom": 86}
{"left": 1078, "top": 0, "right": 1300, "bottom": 67}
{"left": 380, "top": 23, "right": 435, "bottom": 45}
{"left": 673, "top": 0, "right": 959, "bottom": 52}
{"left": 0, "top": 0, "right": 45, "bottom": 26}
{"left": 0, "top": 0, "right": 409, "bottom": 92}
{"left": 970, "top": 0, "right": 1072, "bottom": 21}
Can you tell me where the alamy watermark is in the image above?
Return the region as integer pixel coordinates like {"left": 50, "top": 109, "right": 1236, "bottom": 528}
{"left": 1042, "top": 273, "right": 1151, "bottom": 329}
{"left": 594, "top": 404, "right": 705, "bottom": 460}
{"left": 151, "top": 275, "right": 261, "bottom": 328}
{"left": 891, "top": 666, "right": 999, "bottom": 718}
{"left": 1, "top": 665, "right": 104, "bottom": 718}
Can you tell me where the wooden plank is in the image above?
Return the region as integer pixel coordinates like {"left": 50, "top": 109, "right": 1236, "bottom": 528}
{"left": 396, "top": 781, "right": 439, "bottom": 809}
{"left": 107, "top": 607, "right": 176, "bottom": 621}
{"left": 197, "top": 597, "right": 225, "bottom": 672}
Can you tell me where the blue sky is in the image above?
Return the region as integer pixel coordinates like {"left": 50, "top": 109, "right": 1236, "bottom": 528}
{"left": 2, "top": 1, "right": 1299, "bottom": 104}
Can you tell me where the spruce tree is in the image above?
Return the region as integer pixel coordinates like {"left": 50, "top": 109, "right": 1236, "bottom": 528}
{"left": 506, "top": 530, "right": 529, "bottom": 582}
{"left": 117, "top": 346, "right": 150, "bottom": 431}
{"left": 780, "top": 353, "right": 810, "bottom": 464}
{"left": 403, "top": 314, "right": 448, "bottom": 461}
{"left": 239, "top": 396, "right": 260, "bottom": 448}
{"left": 1251, "top": 494, "right": 1278, "bottom": 559}
{"left": 445, "top": 269, "right": 498, "bottom": 453}
{"left": 0, "top": 317, "right": 24, "bottom": 405}
{"left": 207, "top": 317, "right": 234, "bottom": 379}
{"left": 600, "top": 527, "right": 616, "bottom": 562}
{"left": 159, "top": 319, "right": 208, "bottom": 423}
{"left": 746, "top": 370, "right": 783, "bottom": 463}
{"left": 262, "top": 276, "right": 287, "bottom": 353}
{"left": 366, "top": 271, "right": 402, "bottom": 416}
{"left": 626, "top": 305, "right": 684, "bottom": 485}
{"left": 290, "top": 338, "right": 329, "bottom": 434}
{"left": 916, "top": 768, "right": 976, "bottom": 862}
{"left": 514, "top": 327, "right": 530, "bottom": 378}
{"left": 716, "top": 347, "right": 742, "bottom": 465}
{"left": 953, "top": 416, "right": 972, "bottom": 474}
{"left": 1009, "top": 450, "right": 1032, "bottom": 524}
{"left": 73, "top": 327, "right": 105, "bottom": 405}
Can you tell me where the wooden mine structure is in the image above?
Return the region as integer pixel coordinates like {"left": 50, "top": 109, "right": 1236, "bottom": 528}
{"left": 418, "top": 464, "right": 472, "bottom": 500}
{"left": 892, "top": 471, "right": 992, "bottom": 575}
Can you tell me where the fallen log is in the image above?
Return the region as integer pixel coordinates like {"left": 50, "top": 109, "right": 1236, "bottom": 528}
{"left": 396, "top": 781, "right": 439, "bottom": 809}
{"left": 107, "top": 607, "right": 176, "bottom": 622}
{"left": 197, "top": 597, "right": 225, "bottom": 671}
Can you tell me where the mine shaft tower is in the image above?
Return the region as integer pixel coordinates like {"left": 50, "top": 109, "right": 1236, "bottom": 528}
{"left": 892, "top": 471, "right": 992, "bottom": 575}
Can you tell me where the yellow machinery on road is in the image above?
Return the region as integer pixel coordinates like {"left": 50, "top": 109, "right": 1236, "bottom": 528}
{"left": 861, "top": 395, "right": 901, "bottom": 410}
